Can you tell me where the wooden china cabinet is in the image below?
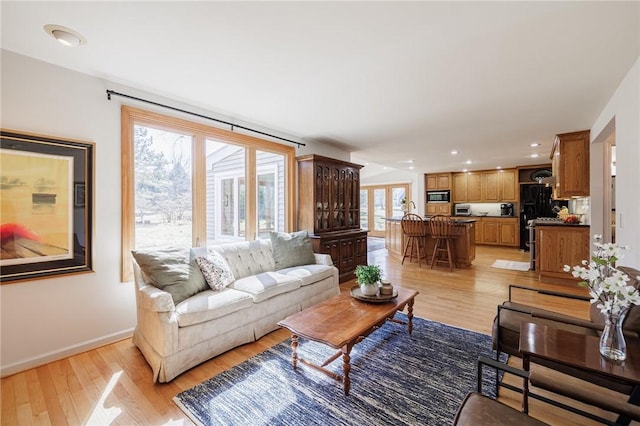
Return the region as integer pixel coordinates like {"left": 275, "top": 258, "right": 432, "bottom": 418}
{"left": 297, "top": 154, "right": 367, "bottom": 282}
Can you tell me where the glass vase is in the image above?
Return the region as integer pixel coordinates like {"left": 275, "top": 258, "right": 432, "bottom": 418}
{"left": 600, "top": 312, "right": 627, "bottom": 361}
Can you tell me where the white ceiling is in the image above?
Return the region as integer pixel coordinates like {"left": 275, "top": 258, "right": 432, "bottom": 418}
{"left": 1, "top": 1, "right": 638, "bottom": 177}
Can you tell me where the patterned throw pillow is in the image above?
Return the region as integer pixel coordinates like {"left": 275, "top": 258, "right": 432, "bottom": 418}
{"left": 195, "top": 250, "right": 235, "bottom": 291}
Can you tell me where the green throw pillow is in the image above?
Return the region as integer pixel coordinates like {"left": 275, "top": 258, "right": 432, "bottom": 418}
{"left": 132, "top": 248, "right": 208, "bottom": 305}
{"left": 270, "top": 230, "right": 316, "bottom": 270}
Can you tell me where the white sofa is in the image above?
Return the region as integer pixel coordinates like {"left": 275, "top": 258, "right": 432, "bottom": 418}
{"left": 132, "top": 239, "right": 340, "bottom": 383}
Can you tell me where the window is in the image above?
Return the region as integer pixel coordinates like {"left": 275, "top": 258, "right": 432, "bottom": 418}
{"left": 133, "top": 126, "right": 193, "bottom": 251}
{"left": 121, "top": 106, "right": 295, "bottom": 281}
{"left": 206, "top": 139, "right": 246, "bottom": 242}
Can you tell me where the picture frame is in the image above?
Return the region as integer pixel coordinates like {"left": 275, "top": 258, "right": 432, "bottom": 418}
{"left": 1, "top": 129, "right": 94, "bottom": 283}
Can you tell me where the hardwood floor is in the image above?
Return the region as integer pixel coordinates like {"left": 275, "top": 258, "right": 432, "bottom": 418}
{"left": 0, "top": 245, "right": 629, "bottom": 425}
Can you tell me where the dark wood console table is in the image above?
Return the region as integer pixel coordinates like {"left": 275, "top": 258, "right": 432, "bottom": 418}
{"left": 519, "top": 321, "right": 640, "bottom": 423}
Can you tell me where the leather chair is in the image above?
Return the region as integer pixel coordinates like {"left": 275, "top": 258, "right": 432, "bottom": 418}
{"left": 492, "top": 266, "right": 640, "bottom": 399}
{"left": 428, "top": 214, "right": 459, "bottom": 271}
{"left": 453, "top": 392, "right": 549, "bottom": 426}
{"left": 468, "top": 356, "right": 640, "bottom": 425}
{"left": 400, "top": 213, "right": 428, "bottom": 267}
{"left": 453, "top": 356, "right": 548, "bottom": 426}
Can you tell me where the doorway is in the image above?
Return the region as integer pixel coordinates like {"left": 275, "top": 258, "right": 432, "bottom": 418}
{"left": 360, "top": 184, "right": 410, "bottom": 238}
{"left": 605, "top": 140, "right": 616, "bottom": 243}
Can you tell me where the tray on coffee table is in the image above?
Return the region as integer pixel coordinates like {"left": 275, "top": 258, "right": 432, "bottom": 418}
{"left": 350, "top": 286, "right": 398, "bottom": 303}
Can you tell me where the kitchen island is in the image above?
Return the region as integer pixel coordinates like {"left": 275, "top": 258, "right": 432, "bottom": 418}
{"left": 385, "top": 217, "right": 476, "bottom": 268}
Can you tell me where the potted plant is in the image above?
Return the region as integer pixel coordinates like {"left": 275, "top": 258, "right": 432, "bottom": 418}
{"left": 355, "top": 264, "right": 382, "bottom": 296}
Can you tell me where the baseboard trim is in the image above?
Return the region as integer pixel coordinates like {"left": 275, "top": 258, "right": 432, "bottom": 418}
{"left": 0, "top": 328, "right": 135, "bottom": 378}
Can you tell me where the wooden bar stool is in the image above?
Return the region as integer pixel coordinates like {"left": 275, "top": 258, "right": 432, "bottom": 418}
{"left": 428, "top": 215, "right": 459, "bottom": 271}
{"left": 401, "top": 213, "right": 428, "bottom": 267}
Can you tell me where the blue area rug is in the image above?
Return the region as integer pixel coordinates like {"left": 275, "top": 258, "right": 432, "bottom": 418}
{"left": 174, "top": 314, "right": 503, "bottom": 425}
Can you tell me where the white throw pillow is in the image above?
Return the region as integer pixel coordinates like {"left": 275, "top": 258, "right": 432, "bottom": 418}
{"left": 195, "top": 250, "right": 235, "bottom": 291}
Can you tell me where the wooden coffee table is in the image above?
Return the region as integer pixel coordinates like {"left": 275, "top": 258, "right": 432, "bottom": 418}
{"left": 277, "top": 286, "right": 419, "bottom": 395}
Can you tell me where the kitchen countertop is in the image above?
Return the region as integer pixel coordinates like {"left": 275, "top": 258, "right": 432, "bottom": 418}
{"left": 453, "top": 215, "right": 517, "bottom": 219}
{"left": 534, "top": 222, "right": 590, "bottom": 227}
{"left": 385, "top": 216, "right": 476, "bottom": 224}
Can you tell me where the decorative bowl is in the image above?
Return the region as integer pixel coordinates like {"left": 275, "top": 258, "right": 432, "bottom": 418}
{"left": 562, "top": 215, "right": 582, "bottom": 224}
{"left": 477, "top": 212, "right": 489, "bottom": 216}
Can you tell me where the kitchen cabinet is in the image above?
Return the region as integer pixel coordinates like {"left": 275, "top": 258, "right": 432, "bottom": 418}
{"left": 499, "top": 169, "right": 518, "bottom": 202}
{"left": 481, "top": 220, "right": 500, "bottom": 244}
{"left": 473, "top": 217, "right": 519, "bottom": 247}
{"left": 452, "top": 173, "right": 467, "bottom": 203}
{"left": 297, "top": 154, "right": 367, "bottom": 282}
{"left": 467, "top": 172, "right": 482, "bottom": 202}
{"left": 550, "top": 130, "right": 590, "bottom": 199}
{"left": 483, "top": 171, "right": 500, "bottom": 202}
{"left": 426, "top": 173, "right": 452, "bottom": 215}
{"left": 499, "top": 219, "right": 518, "bottom": 245}
{"left": 426, "top": 203, "right": 451, "bottom": 216}
{"left": 425, "top": 173, "right": 451, "bottom": 190}
{"left": 452, "top": 168, "right": 519, "bottom": 203}
{"left": 536, "top": 224, "right": 590, "bottom": 285}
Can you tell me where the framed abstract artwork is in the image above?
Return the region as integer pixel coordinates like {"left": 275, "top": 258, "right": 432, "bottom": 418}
{"left": 0, "top": 129, "right": 94, "bottom": 283}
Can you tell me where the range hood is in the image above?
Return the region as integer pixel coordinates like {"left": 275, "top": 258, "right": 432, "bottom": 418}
{"left": 539, "top": 176, "right": 556, "bottom": 185}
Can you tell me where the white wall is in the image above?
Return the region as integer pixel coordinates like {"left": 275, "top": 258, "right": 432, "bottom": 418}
{"left": 590, "top": 57, "right": 640, "bottom": 269}
{"left": 0, "top": 50, "right": 349, "bottom": 376}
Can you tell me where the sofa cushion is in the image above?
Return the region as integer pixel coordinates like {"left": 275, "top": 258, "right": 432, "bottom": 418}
{"left": 270, "top": 230, "right": 316, "bottom": 270}
{"left": 132, "top": 248, "right": 207, "bottom": 305}
{"left": 175, "top": 288, "right": 254, "bottom": 327}
{"left": 194, "top": 250, "right": 235, "bottom": 291}
{"left": 277, "top": 264, "right": 335, "bottom": 287}
{"left": 209, "top": 240, "right": 276, "bottom": 279}
{"left": 232, "top": 271, "right": 301, "bottom": 303}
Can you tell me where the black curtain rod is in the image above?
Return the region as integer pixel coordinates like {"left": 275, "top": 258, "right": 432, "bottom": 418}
{"left": 105, "top": 89, "right": 305, "bottom": 148}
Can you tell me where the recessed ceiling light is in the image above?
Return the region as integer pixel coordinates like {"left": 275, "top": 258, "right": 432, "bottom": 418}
{"left": 451, "top": 150, "right": 459, "bottom": 155}
{"left": 462, "top": 169, "right": 468, "bottom": 172}
{"left": 496, "top": 166, "right": 502, "bottom": 169}
{"left": 530, "top": 143, "right": 540, "bottom": 147}
{"left": 465, "top": 160, "right": 472, "bottom": 164}
{"left": 44, "top": 24, "right": 86, "bottom": 47}
{"left": 409, "top": 166, "right": 414, "bottom": 170}
{"left": 531, "top": 154, "right": 539, "bottom": 158}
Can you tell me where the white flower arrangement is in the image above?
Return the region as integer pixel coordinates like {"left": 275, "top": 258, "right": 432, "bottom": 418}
{"left": 563, "top": 234, "right": 640, "bottom": 316}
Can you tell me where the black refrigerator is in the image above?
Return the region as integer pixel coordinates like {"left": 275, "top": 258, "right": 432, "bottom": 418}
{"left": 519, "top": 184, "right": 568, "bottom": 251}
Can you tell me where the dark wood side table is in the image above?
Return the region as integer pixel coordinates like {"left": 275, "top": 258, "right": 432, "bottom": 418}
{"left": 519, "top": 321, "right": 640, "bottom": 422}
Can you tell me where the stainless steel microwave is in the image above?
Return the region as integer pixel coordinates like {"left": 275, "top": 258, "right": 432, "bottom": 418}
{"left": 426, "top": 190, "right": 450, "bottom": 203}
